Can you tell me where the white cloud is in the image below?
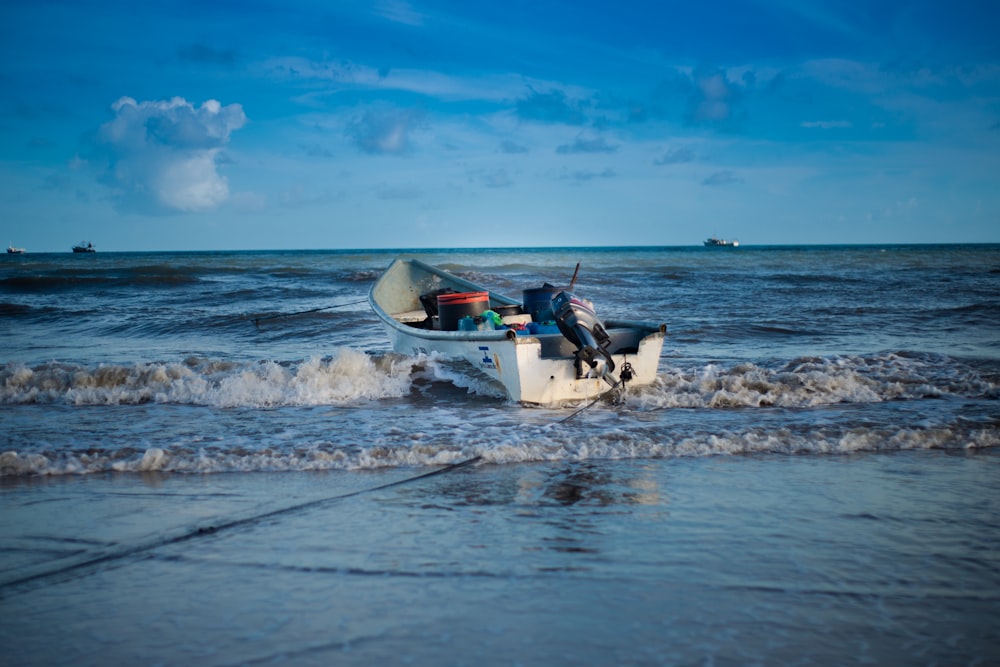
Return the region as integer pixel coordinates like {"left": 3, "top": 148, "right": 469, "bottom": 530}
{"left": 689, "top": 68, "right": 740, "bottom": 122}
{"left": 260, "top": 57, "right": 383, "bottom": 86}
{"left": 801, "top": 120, "right": 853, "bottom": 129}
{"left": 374, "top": 0, "right": 424, "bottom": 26}
{"left": 702, "top": 170, "right": 742, "bottom": 186}
{"left": 797, "top": 59, "right": 886, "bottom": 94}
{"left": 98, "top": 96, "right": 246, "bottom": 212}
{"left": 555, "top": 134, "right": 618, "bottom": 154}
{"left": 468, "top": 168, "right": 513, "bottom": 188}
{"left": 155, "top": 150, "right": 230, "bottom": 211}
{"left": 654, "top": 147, "right": 695, "bottom": 165}
{"left": 499, "top": 140, "right": 528, "bottom": 154}
{"left": 262, "top": 56, "right": 535, "bottom": 104}
{"left": 347, "top": 108, "right": 424, "bottom": 154}
{"left": 230, "top": 191, "right": 268, "bottom": 212}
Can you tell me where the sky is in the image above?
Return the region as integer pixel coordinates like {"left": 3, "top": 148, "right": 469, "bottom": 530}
{"left": 1, "top": 0, "right": 999, "bottom": 251}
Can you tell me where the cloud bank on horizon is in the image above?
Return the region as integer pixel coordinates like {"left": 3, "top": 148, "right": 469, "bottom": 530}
{"left": 1, "top": 0, "right": 998, "bottom": 250}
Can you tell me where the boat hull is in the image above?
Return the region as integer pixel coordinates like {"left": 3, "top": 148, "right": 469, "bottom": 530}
{"left": 384, "top": 322, "right": 664, "bottom": 404}
{"left": 370, "top": 258, "right": 665, "bottom": 405}
{"left": 704, "top": 237, "right": 739, "bottom": 247}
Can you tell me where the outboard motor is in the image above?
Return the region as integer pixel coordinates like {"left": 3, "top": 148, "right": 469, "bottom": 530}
{"left": 551, "top": 291, "right": 616, "bottom": 379}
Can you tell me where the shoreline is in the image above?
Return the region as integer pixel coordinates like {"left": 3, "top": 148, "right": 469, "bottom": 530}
{"left": 3, "top": 451, "right": 997, "bottom": 665}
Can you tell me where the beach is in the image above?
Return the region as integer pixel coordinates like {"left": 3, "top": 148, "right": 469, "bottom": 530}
{"left": 3, "top": 451, "right": 998, "bottom": 666}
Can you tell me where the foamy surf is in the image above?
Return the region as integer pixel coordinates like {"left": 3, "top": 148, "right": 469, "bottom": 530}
{"left": 3, "top": 350, "right": 994, "bottom": 409}
{"left": 2, "top": 418, "right": 996, "bottom": 476}
{"left": 638, "top": 352, "right": 998, "bottom": 409}
{"left": 0, "top": 348, "right": 415, "bottom": 407}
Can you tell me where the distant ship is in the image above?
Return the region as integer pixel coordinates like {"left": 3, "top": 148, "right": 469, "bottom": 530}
{"left": 7, "top": 243, "right": 26, "bottom": 254}
{"left": 704, "top": 236, "right": 739, "bottom": 247}
{"left": 72, "top": 241, "right": 96, "bottom": 253}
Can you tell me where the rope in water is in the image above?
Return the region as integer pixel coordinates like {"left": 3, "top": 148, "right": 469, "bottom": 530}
{"left": 249, "top": 299, "right": 369, "bottom": 326}
{"left": 558, "top": 360, "right": 634, "bottom": 424}
{"left": 558, "top": 382, "right": 621, "bottom": 424}
{"left": 0, "top": 456, "right": 482, "bottom": 596}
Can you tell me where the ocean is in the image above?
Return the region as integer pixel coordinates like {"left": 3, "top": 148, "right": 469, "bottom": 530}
{"left": 2, "top": 245, "right": 998, "bottom": 665}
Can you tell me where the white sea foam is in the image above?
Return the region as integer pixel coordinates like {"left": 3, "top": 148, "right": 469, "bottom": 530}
{"left": 2, "top": 351, "right": 993, "bottom": 409}
{"left": 2, "top": 350, "right": 997, "bottom": 477}
{"left": 0, "top": 349, "right": 414, "bottom": 407}
{"left": 634, "top": 353, "right": 997, "bottom": 409}
{"left": 3, "top": 419, "right": 996, "bottom": 477}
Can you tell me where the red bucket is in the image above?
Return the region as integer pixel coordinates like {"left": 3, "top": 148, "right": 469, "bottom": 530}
{"left": 437, "top": 291, "right": 490, "bottom": 330}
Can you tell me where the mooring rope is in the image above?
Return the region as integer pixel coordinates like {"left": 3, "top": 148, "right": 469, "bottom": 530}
{"left": 557, "top": 381, "right": 622, "bottom": 423}
{"left": 249, "top": 298, "right": 369, "bottom": 326}
{"left": 558, "top": 359, "right": 634, "bottom": 424}
{"left": 0, "top": 456, "right": 482, "bottom": 596}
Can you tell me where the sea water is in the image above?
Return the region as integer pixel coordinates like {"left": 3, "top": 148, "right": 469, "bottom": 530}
{"left": 1, "top": 245, "right": 997, "bottom": 473}
{"left": 1, "top": 245, "right": 998, "bottom": 665}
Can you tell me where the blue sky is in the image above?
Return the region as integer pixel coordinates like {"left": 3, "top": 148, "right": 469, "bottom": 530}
{"left": 2, "top": 0, "right": 998, "bottom": 251}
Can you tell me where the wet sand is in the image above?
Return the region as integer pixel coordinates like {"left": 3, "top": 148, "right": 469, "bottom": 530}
{"left": 2, "top": 452, "right": 998, "bottom": 666}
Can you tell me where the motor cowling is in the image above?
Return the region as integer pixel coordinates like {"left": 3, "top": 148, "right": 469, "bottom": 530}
{"left": 551, "top": 291, "right": 616, "bottom": 378}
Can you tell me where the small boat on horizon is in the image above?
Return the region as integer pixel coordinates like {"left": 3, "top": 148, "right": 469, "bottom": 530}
{"left": 72, "top": 241, "right": 96, "bottom": 253}
{"left": 704, "top": 236, "right": 739, "bottom": 247}
{"left": 369, "top": 258, "right": 666, "bottom": 405}
{"left": 7, "top": 243, "right": 26, "bottom": 254}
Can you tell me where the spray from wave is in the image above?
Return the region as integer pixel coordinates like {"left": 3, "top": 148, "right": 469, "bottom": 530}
{"left": 3, "top": 349, "right": 996, "bottom": 477}
{"left": 638, "top": 352, "right": 998, "bottom": 409}
{"left": 0, "top": 348, "right": 415, "bottom": 407}
{"left": 2, "top": 416, "right": 996, "bottom": 477}
{"left": 2, "top": 350, "right": 995, "bottom": 409}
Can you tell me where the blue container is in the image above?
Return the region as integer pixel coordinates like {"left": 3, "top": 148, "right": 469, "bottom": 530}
{"left": 522, "top": 286, "right": 563, "bottom": 322}
{"left": 527, "top": 321, "right": 561, "bottom": 335}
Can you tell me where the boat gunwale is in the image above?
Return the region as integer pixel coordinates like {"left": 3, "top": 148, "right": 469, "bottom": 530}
{"left": 369, "top": 258, "right": 516, "bottom": 342}
{"left": 369, "top": 257, "right": 666, "bottom": 344}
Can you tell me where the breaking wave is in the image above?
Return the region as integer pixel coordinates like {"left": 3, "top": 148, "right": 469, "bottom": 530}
{"left": 2, "top": 418, "right": 997, "bottom": 477}
{"left": 0, "top": 349, "right": 415, "bottom": 407}
{"left": 1, "top": 351, "right": 996, "bottom": 409}
{"left": 636, "top": 352, "right": 999, "bottom": 409}
{"left": 2, "top": 349, "right": 997, "bottom": 477}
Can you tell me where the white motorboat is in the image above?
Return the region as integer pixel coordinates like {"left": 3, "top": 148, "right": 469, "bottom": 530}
{"left": 7, "top": 244, "right": 26, "bottom": 254}
{"left": 369, "top": 258, "right": 665, "bottom": 405}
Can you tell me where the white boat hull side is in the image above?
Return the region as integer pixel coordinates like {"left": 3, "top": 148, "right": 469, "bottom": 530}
{"left": 383, "top": 323, "right": 664, "bottom": 404}
{"left": 509, "top": 331, "right": 664, "bottom": 404}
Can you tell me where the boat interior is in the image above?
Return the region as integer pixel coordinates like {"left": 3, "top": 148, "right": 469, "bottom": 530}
{"left": 397, "top": 287, "right": 645, "bottom": 357}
